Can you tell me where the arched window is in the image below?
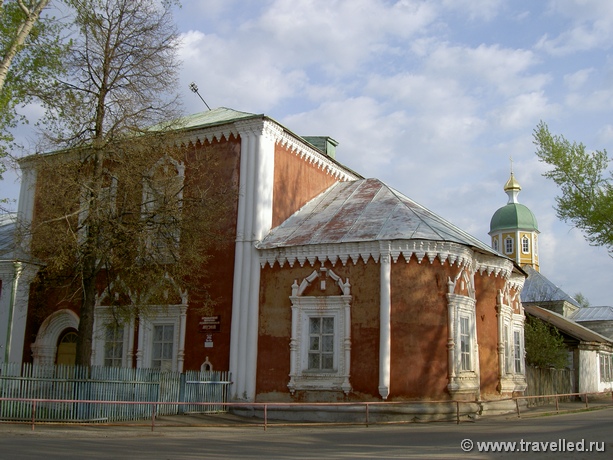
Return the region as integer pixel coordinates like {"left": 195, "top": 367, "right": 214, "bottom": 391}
{"left": 521, "top": 236, "right": 530, "bottom": 254}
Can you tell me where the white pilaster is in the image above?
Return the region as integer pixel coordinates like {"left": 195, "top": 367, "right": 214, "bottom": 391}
{"left": 378, "top": 249, "right": 391, "bottom": 399}
{"left": 229, "top": 119, "right": 278, "bottom": 401}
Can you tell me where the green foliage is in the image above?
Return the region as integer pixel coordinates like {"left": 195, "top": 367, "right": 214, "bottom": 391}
{"left": 533, "top": 122, "right": 613, "bottom": 255}
{"left": 573, "top": 292, "right": 590, "bottom": 308}
{"left": 524, "top": 316, "right": 569, "bottom": 369}
{"left": 0, "top": 0, "right": 69, "bottom": 177}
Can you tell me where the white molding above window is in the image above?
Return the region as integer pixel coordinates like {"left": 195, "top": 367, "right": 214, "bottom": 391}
{"left": 288, "top": 269, "right": 352, "bottom": 395}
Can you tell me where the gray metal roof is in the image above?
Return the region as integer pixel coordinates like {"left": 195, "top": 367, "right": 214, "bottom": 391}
{"left": 572, "top": 306, "right": 613, "bottom": 322}
{"left": 525, "top": 305, "right": 612, "bottom": 344}
{"left": 520, "top": 265, "right": 580, "bottom": 307}
{"left": 259, "top": 178, "right": 499, "bottom": 254}
{"left": 174, "top": 107, "right": 259, "bottom": 131}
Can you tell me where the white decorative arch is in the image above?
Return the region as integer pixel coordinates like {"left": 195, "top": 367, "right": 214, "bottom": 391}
{"left": 31, "top": 309, "right": 80, "bottom": 365}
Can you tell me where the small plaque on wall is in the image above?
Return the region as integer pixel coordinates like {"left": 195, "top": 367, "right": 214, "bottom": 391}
{"left": 199, "top": 315, "right": 221, "bottom": 333}
{"left": 204, "top": 334, "right": 214, "bottom": 348}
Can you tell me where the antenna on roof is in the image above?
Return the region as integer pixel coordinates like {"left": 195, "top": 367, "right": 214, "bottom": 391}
{"left": 189, "top": 82, "right": 211, "bottom": 111}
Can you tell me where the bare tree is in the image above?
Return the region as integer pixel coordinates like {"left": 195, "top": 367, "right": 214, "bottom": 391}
{"left": 22, "top": 0, "right": 197, "bottom": 366}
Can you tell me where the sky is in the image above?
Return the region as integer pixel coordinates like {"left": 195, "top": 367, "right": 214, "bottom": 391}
{"left": 2, "top": 0, "right": 612, "bottom": 306}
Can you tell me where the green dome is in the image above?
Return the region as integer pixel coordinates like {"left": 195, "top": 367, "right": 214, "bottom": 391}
{"left": 489, "top": 203, "right": 538, "bottom": 233}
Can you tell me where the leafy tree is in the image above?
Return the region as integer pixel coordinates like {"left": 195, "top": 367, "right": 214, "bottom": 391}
{"left": 0, "top": 0, "right": 67, "bottom": 180}
{"left": 524, "top": 316, "right": 568, "bottom": 369}
{"left": 573, "top": 292, "right": 590, "bottom": 309}
{"left": 21, "top": 0, "right": 198, "bottom": 366}
{"left": 533, "top": 122, "right": 613, "bottom": 255}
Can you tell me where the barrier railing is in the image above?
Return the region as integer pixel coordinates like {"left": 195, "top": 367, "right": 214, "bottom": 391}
{"left": 2, "top": 390, "right": 611, "bottom": 431}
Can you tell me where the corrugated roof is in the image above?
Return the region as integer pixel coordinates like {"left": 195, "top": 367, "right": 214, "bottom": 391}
{"left": 520, "top": 266, "right": 579, "bottom": 307}
{"left": 525, "top": 305, "right": 612, "bottom": 344}
{"left": 258, "top": 178, "right": 499, "bottom": 254}
{"left": 174, "top": 107, "right": 259, "bottom": 131}
{"left": 572, "top": 306, "right": 613, "bottom": 322}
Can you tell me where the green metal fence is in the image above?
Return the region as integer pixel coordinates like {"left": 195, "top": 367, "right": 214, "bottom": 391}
{"left": 0, "top": 362, "right": 230, "bottom": 422}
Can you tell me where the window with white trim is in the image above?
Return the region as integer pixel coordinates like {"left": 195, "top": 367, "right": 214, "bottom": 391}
{"left": 493, "top": 237, "right": 499, "bottom": 252}
{"left": 521, "top": 236, "right": 530, "bottom": 253}
{"left": 308, "top": 317, "right": 335, "bottom": 371}
{"left": 505, "top": 237, "right": 514, "bottom": 254}
{"left": 152, "top": 324, "right": 174, "bottom": 371}
{"left": 104, "top": 325, "right": 124, "bottom": 367}
{"left": 288, "top": 269, "right": 352, "bottom": 395}
{"left": 137, "top": 304, "right": 187, "bottom": 373}
{"left": 92, "top": 307, "right": 133, "bottom": 368}
{"left": 600, "top": 353, "right": 613, "bottom": 382}
{"left": 513, "top": 329, "right": 523, "bottom": 373}
{"left": 460, "top": 316, "right": 472, "bottom": 371}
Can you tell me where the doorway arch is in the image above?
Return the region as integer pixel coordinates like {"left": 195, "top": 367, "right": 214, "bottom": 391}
{"left": 31, "top": 309, "right": 80, "bottom": 365}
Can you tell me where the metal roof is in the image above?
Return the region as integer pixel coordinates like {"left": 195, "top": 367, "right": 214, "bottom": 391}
{"left": 174, "top": 107, "right": 260, "bottom": 131}
{"left": 572, "top": 306, "right": 613, "bottom": 322}
{"left": 520, "top": 266, "right": 579, "bottom": 307}
{"left": 259, "top": 178, "right": 499, "bottom": 254}
{"left": 525, "top": 305, "right": 613, "bottom": 344}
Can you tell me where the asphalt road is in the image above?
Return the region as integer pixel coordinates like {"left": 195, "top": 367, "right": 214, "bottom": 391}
{"left": 0, "top": 407, "right": 612, "bottom": 459}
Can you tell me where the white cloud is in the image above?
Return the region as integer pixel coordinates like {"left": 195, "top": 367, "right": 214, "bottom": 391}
{"left": 536, "top": 0, "right": 613, "bottom": 55}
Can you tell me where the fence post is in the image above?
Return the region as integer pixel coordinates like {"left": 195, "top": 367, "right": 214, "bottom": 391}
{"left": 365, "top": 403, "right": 369, "bottom": 427}
{"left": 264, "top": 404, "right": 267, "bottom": 432}
{"left": 151, "top": 404, "right": 157, "bottom": 432}
{"left": 555, "top": 395, "right": 559, "bottom": 414}
{"left": 456, "top": 401, "right": 460, "bottom": 425}
{"left": 515, "top": 398, "right": 521, "bottom": 418}
{"left": 31, "top": 400, "right": 36, "bottom": 431}
{"left": 585, "top": 393, "right": 589, "bottom": 409}
{"left": 178, "top": 373, "right": 186, "bottom": 415}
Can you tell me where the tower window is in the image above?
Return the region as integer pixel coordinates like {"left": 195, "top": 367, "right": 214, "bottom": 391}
{"left": 505, "top": 237, "right": 514, "bottom": 254}
{"left": 522, "top": 236, "right": 530, "bottom": 254}
{"left": 493, "top": 237, "right": 499, "bottom": 252}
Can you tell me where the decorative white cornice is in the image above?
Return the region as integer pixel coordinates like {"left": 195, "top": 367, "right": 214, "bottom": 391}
{"left": 258, "top": 240, "right": 516, "bottom": 280}
{"left": 175, "top": 117, "right": 358, "bottom": 182}
{"left": 274, "top": 128, "right": 358, "bottom": 182}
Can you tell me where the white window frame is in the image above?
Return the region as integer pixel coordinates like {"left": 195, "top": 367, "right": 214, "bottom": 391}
{"left": 513, "top": 328, "right": 523, "bottom": 374}
{"left": 446, "top": 292, "right": 479, "bottom": 397}
{"left": 137, "top": 304, "right": 187, "bottom": 372}
{"left": 505, "top": 237, "right": 514, "bottom": 254}
{"left": 521, "top": 235, "right": 530, "bottom": 254}
{"left": 92, "top": 306, "right": 134, "bottom": 368}
{"left": 493, "top": 237, "right": 499, "bottom": 252}
{"left": 288, "top": 269, "right": 352, "bottom": 395}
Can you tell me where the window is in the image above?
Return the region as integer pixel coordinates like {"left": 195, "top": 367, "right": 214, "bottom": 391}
{"left": 288, "top": 269, "right": 352, "bottom": 395}
{"left": 104, "top": 325, "right": 124, "bottom": 367}
{"left": 136, "top": 304, "right": 187, "bottom": 373}
{"left": 600, "top": 354, "right": 613, "bottom": 382}
{"left": 152, "top": 324, "right": 174, "bottom": 371}
{"left": 493, "top": 237, "right": 499, "bottom": 252}
{"left": 514, "top": 330, "right": 523, "bottom": 373}
{"left": 308, "top": 317, "right": 335, "bottom": 371}
{"left": 504, "top": 326, "right": 512, "bottom": 373}
{"left": 460, "top": 316, "right": 471, "bottom": 371}
{"left": 522, "top": 236, "right": 530, "bottom": 253}
{"left": 142, "top": 156, "right": 185, "bottom": 261}
{"left": 505, "top": 237, "right": 514, "bottom": 254}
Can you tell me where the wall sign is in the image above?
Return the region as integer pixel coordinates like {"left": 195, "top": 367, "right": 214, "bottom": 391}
{"left": 199, "top": 315, "right": 221, "bottom": 333}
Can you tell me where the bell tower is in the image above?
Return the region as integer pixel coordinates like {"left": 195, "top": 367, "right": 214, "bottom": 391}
{"left": 489, "top": 171, "right": 540, "bottom": 271}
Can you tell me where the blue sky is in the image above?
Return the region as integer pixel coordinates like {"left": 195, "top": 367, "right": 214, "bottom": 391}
{"left": 3, "top": 0, "right": 613, "bottom": 306}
